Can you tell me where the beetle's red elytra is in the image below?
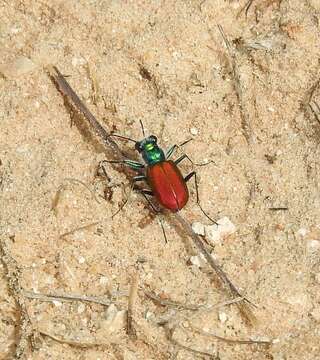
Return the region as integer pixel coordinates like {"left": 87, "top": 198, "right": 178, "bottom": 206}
{"left": 147, "top": 160, "right": 189, "bottom": 211}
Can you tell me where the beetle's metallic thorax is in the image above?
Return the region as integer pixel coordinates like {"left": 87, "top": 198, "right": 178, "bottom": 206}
{"left": 136, "top": 137, "right": 165, "bottom": 166}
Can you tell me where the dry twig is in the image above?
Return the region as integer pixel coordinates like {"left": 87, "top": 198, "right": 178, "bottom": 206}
{"left": 23, "top": 290, "right": 112, "bottom": 307}
{"left": 0, "top": 239, "right": 34, "bottom": 359}
{"left": 127, "top": 273, "right": 139, "bottom": 338}
{"left": 217, "top": 24, "right": 253, "bottom": 145}
{"left": 59, "top": 221, "right": 99, "bottom": 239}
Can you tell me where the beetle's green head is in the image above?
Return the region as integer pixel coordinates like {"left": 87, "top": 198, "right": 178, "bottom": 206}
{"left": 135, "top": 135, "right": 165, "bottom": 166}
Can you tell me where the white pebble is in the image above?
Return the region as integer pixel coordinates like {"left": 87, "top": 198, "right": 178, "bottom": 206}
{"left": 190, "top": 127, "right": 198, "bottom": 135}
{"left": 77, "top": 303, "right": 86, "bottom": 314}
{"left": 190, "top": 253, "right": 206, "bottom": 268}
{"left": 145, "top": 311, "right": 156, "bottom": 321}
{"left": 307, "top": 240, "right": 320, "bottom": 253}
{"left": 310, "top": 307, "right": 320, "bottom": 322}
{"left": 99, "top": 276, "right": 109, "bottom": 285}
{"left": 192, "top": 221, "right": 205, "bottom": 236}
{"left": 205, "top": 217, "right": 236, "bottom": 244}
{"left": 0, "top": 56, "right": 37, "bottom": 78}
{"left": 72, "top": 56, "right": 87, "bottom": 67}
{"left": 297, "top": 228, "right": 308, "bottom": 237}
{"left": 78, "top": 256, "right": 86, "bottom": 264}
{"left": 286, "top": 293, "right": 311, "bottom": 310}
{"left": 53, "top": 300, "right": 62, "bottom": 307}
{"left": 218, "top": 311, "right": 228, "bottom": 323}
{"left": 99, "top": 304, "right": 126, "bottom": 334}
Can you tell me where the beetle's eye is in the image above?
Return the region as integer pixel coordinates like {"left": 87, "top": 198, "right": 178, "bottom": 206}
{"left": 149, "top": 135, "right": 157, "bottom": 143}
{"left": 135, "top": 142, "right": 142, "bottom": 152}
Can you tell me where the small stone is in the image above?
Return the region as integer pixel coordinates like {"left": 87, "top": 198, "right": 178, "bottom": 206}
{"left": 286, "top": 293, "right": 312, "bottom": 311}
{"left": 0, "top": 56, "right": 37, "bottom": 78}
{"left": 205, "top": 217, "right": 236, "bottom": 244}
{"left": 53, "top": 300, "right": 62, "bottom": 307}
{"left": 77, "top": 303, "right": 86, "bottom": 314}
{"left": 310, "top": 307, "right": 320, "bottom": 322}
{"left": 99, "top": 304, "right": 126, "bottom": 335}
{"left": 145, "top": 311, "right": 156, "bottom": 321}
{"left": 315, "top": 273, "right": 320, "bottom": 284}
{"left": 250, "top": 335, "right": 271, "bottom": 342}
{"left": 78, "top": 256, "right": 86, "bottom": 264}
{"left": 297, "top": 228, "right": 308, "bottom": 237}
{"left": 306, "top": 240, "right": 320, "bottom": 253}
{"left": 218, "top": 311, "right": 228, "bottom": 323}
{"left": 99, "top": 276, "right": 108, "bottom": 285}
{"left": 189, "top": 253, "right": 207, "bottom": 268}
{"left": 71, "top": 56, "right": 87, "bottom": 67}
{"left": 190, "top": 127, "right": 198, "bottom": 135}
{"left": 192, "top": 221, "right": 205, "bottom": 236}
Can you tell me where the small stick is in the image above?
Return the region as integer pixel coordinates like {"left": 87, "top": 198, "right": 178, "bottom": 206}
{"left": 48, "top": 65, "right": 124, "bottom": 161}
{"left": 145, "top": 288, "right": 244, "bottom": 312}
{"left": 23, "top": 290, "right": 112, "bottom": 307}
{"left": 52, "top": 178, "right": 101, "bottom": 214}
{"left": 60, "top": 221, "right": 99, "bottom": 239}
{"left": 217, "top": 25, "right": 252, "bottom": 145}
{"left": 127, "top": 273, "right": 139, "bottom": 338}
{"left": 39, "top": 329, "right": 110, "bottom": 348}
{"left": 190, "top": 325, "right": 271, "bottom": 345}
{"left": 268, "top": 207, "right": 288, "bottom": 211}
{"left": 167, "top": 327, "right": 218, "bottom": 359}
{"left": 144, "top": 289, "right": 203, "bottom": 311}
{"left": 171, "top": 212, "right": 257, "bottom": 326}
{"left": 0, "top": 239, "right": 34, "bottom": 358}
{"left": 237, "top": 0, "right": 255, "bottom": 18}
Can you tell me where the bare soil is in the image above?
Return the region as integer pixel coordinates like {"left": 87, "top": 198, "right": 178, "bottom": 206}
{"left": 1, "top": 1, "right": 320, "bottom": 359}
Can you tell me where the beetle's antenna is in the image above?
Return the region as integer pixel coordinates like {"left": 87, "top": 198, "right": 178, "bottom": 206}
{"left": 139, "top": 120, "right": 146, "bottom": 137}
{"left": 109, "top": 134, "right": 137, "bottom": 143}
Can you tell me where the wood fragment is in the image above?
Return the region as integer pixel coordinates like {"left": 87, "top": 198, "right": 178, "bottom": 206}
{"left": 190, "top": 325, "right": 272, "bottom": 346}
{"left": 268, "top": 207, "right": 288, "bottom": 211}
{"left": 217, "top": 25, "right": 253, "bottom": 145}
{"left": 145, "top": 288, "right": 244, "bottom": 313}
{"left": 167, "top": 326, "right": 218, "bottom": 359}
{"left": 237, "top": 0, "right": 255, "bottom": 18}
{"left": 52, "top": 177, "right": 100, "bottom": 215}
{"left": 0, "top": 239, "right": 34, "bottom": 359}
{"left": 59, "top": 221, "right": 99, "bottom": 239}
{"left": 170, "top": 212, "right": 257, "bottom": 326}
{"left": 127, "top": 273, "right": 139, "bottom": 338}
{"left": 144, "top": 289, "right": 204, "bottom": 310}
{"left": 23, "top": 290, "right": 112, "bottom": 307}
{"left": 39, "top": 329, "right": 111, "bottom": 348}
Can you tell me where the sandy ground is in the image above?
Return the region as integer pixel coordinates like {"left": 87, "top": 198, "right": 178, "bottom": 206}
{"left": 1, "top": 0, "right": 320, "bottom": 359}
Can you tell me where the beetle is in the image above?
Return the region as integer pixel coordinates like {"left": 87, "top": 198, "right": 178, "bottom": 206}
{"left": 103, "top": 124, "right": 206, "bottom": 214}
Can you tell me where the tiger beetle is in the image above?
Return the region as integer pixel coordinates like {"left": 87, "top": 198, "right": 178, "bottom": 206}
{"left": 103, "top": 121, "right": 214, "bottom": 221}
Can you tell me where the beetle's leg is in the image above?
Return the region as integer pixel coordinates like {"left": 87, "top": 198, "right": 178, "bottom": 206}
{"left": 175, "top": 153, "right": 194, "bottom": 165}
{"left": 166, "top": 144, "right": 177, "bottom": 159}
{"left": 185, "top": 171, "right": 217, "bottom": 225}
{"left": 166, "top": 139, "right": 193, "bottom": 159}
{"left": 98, "top": 160, "right": 111, "bottom": 181}
{"left": 132, "top": 175, "right": 147, "bottom": 182}
{"left": 97, "top": 160, "right": 125, "bottom": 202}
{"left": 111, "top": 179, "right": 149, "bottom": 218}
{"left": 100, "top": 159, "right": 145, "bottom": 170}
{"left": 139, "top": 189, "right": 153, "bottom": 196}
{"left": 137, "top": 190, "right": 168, "bottom": 243}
